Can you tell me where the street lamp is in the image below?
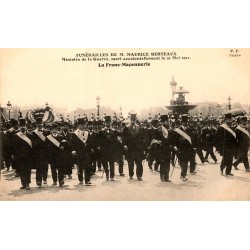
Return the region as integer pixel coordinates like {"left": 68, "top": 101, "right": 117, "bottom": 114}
{"left": 6, "top": 101, "right": 12, "bottom": 120}
{"left": 216, "top": 104, "right": 220, "bottom": 117}
{"left": 228, "top": 96, "right": 231, "bottom": 110}
{"left": 170, "top": 77, "right": 177, "bottom": 101}
{"left": 96, "top": 96, "right": 100, "bottom": 116}
{"left": 208, "top": 104, "right": 211, "bottom": 116}
{"left": 74, "top": 111, "right": 76, "bottom": 123}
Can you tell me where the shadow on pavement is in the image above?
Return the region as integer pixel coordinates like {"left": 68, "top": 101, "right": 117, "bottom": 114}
{"left": 73, "top": 184, "right": 96, "bottom": 192}
{"left": 101, "top": 179, "right": 122, "bottom": 188}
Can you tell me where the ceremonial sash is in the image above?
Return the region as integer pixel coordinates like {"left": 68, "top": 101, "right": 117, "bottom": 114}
{"left": 236, "top": 125, "right": 250, "bottom": 138}
{"left": 47, "top": 135, "right": 60, "bottom": 148}
{"left": 34, "top": 129, "right": 46, "bottom": 141}
{"left": 220, "top": 124, "right": 236, "bottom": 138}
{"left": 74, "top": 130, "right": 88, "bottom": 144}
{"left": 174, "top": 128, "right": 192, "bottom": 144}
{"left": 16, "top": 132, "right": 32, "bottom": 148}
{"left": 161, "top": 126, "right": 168, "bottom": 139}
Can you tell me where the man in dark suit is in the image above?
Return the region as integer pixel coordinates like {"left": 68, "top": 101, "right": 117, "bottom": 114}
{"left": 99, "top": 116, "right": 116, "bottom": 181}
{"left": 60, "top": 121, "right": 73, "bottom": 179}
{"left": 122, "top": 113, "right": 145, "bottom": 181}
{"left": 201, "top": 119, "right": 217, "bottom": 163}
{"left": 32, "top": 117, "right": 50, "bottom": 186}
{"left": 173, "top": 114, "right": 195, "bottom": 181}
{"left": 215, "top": 113, "right": 237, "bottom": 176}
{"left": 233, "top": 116, "right": 250, "bottom": 171}
{"left": 13, "top": 118, "right": 34, "bottom": 190}
{"left": 45, "top": 123, "right": 65, "bottom": 187}
{"left": 71, "top": 118, "right": 94, "bottom": 185}
{"left": 150, "top": 115, "right": 172, "bottom": 182}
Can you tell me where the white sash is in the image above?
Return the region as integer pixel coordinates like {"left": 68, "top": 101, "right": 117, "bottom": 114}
{"left": 16, "top": 132, "right": 32, "bottom": 148}
{"left": 220, "top": 124, "right": 236, "bottom": 138}
{"left": 47, "top": 135, "right": 60, "bottom": 148}
{"left": 74, "top": 130, "right": 88, "bottom": 144}
{"left": 174, "top": 128, "right": 192, "bottom": 144}
{"left": 161, "top": 126, "right": 168, "bottom": 139}
{"left": 236, "top": 125, "right": 250, "bottom": 138}
{"left": 34, "top": 129, "right": 46, "bottom": 141}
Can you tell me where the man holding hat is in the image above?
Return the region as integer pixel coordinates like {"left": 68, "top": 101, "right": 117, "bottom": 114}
{"left": 13, "top": 118, "right": 34, "bottom": 190}
{"left": 70, "top": 117, "right": 94, "bottom": 185}
{"left": 215, "top": 113, "right": 237, "bottom": 176}
{"left": 173, "top": 114, "right": 196, "bottom": 181}
{"left": 233, "top": 116, "right": 250, "bottom": 172}
{"left": 122, "top": 113, "right": 145, "bottom": 181}
{"left": 32, "top": 117, "right": 50, "bottom": 186}
{"left": 45, "top": 122, "right": 65, "bottom": 187}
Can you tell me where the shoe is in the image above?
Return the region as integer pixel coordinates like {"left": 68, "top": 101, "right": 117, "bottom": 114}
{"left": 79, "top": 181, "right": 83, "bottom": 185}
{"left": 234, "top": 167, "right": 239, "bottom": 170}
{"left": 220, "top": 170, "right": 223, "bottom": 175}
{"left": 59, "top": 181, "right": 64, "bottom": 187}
{"left": 98, "top": 168, "right": 102, "bottom": 171}
{"left": 26, "top": 186, "right": 30, "bottom": 190}
{"left": 165, "top": 179, "right": 171, "bottom": 182}
{"left": 52, "top": 182, "right": 57, "bottom": 185}
{"left": 110, "top": 178, "right": 115, "bottom": 181}
{"left": 43, "top": 181, "right": 47, "bottom": 185}
{"left": 180, "top": 176, "right": 188, "bottom": 181}
{"left": 85, "top": 181, "right": 92, "bottom": 185}
{"left": 37, "top": 182, "right": 42, "bottom": 187}
{"left": 226, "top": 173, "right": 234, "bottom": 176}
{"left": 106, "top": 177, "right": 109, "bottom": 181}
{"left": 149, "top": 166, "right": 153, "bottom": 171}
{"left": 190, "top": 171, "right": 197, "bottom": 175}
{"left": 138, "top": 177, "right": 143, "bottom": 181}
{"left": 246, "top": 169, "right": 250, "bottom": 172}
{"left": 20, "top": 186, "right": 26, "bottom": 190}
{"left": 68, "top": 175, "right": 72, "bottom": 179}
{"left": 204, "top": 159, "right": 209, "bottom": 162}
{"left": 160, "top": 178, "right": 165, "bottom": 182}
{"left": 129, "top": 176, "right": 133, "bottom": 179}
{"left": 120, "top": 173, "right": 125, "bottom": 176}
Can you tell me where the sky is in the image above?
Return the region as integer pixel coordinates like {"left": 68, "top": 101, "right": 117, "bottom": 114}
{"left": 0, "top": 48, "right": 249, "bottom": 115}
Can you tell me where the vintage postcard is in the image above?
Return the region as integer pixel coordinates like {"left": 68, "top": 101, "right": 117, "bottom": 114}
{"left": 0, "top": 48, "right": 249, "bottom": 201}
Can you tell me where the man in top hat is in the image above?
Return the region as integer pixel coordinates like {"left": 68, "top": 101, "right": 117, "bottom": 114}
{"left": 113, "top": 120, "right": 125, "bottom": 176}
{"left": 215, "top": 113, "right": 237, "bottom": 176}
{"left": 3, "top": 119, "right": 19, "bottom": 175}
{"left": 201, "top": 119, "right": 217, "bottom": 163}
{"left": 13, "top": 118, "right": 34, "bottom": 190}
{"left": 71, "top": 117, "right": 94, "bottom": 185}
{"left": 233, "top": 116, "right": 250, "bottom": 171}
{"left": 32, "top": 117, "right": 50, "bottom": 186}
{"left": 150, "top": 115, "right": 172, "bottom": 182}
{"left": 98, "top": 115, "right": 117, "bottom": 180}
{"left": 45, "top": 122, "right": 65, "bottom": 187}
{"left": 60, "top": 121, "right": 73, "bottom": 179}
{"left": 122, "top": 113, "right": 145, "bottom": 181}
{"left": 173, "top": 114, "right": 196, "bottom": 181}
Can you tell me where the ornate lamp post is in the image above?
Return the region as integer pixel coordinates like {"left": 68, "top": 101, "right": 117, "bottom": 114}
{"left": 228, "top": 96, "right": 231, "bottom": 110}
{"left": 74, "top": 111, "right": 76, "bottom": 123}
{"left": 208, "top": 104, "right": 211, "bottom": 117}
{"left": 6, "top": 101, "right": 12, "bottom": 120}
{"left": 96, "top": 96, "right": 100, "bottom": 116}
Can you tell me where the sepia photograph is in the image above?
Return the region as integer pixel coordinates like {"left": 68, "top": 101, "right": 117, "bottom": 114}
{"left": 0, "top": 48, "right": 249, "bottom": 201}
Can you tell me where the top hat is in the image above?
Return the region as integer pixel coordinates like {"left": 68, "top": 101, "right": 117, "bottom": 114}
{"left": 36, "top": 117, "right": 43, "bottom": 124}
{"left": 77, "top": 118, "right": 86, "bottom": 125}
{"left": 224, "top": 113, "right": 232, "bottom": 119}
{"left": 130, "top": 113, "right": 137, "bottom": 122}
{"left": 181, "top": 114, "right": 188, "bottom": 123}
{"left": 160, "top": 114, "right": 169, "bottom": 123}
{"left": 19, "top": 118, "right": 27, "bottom": 126}
{"left": 104, "top": 115, "right": 111, "bottom": 123}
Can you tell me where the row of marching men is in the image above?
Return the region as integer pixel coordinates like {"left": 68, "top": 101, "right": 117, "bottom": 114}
{"left": 1, "top": 112, "right": 249, "bottom": 190}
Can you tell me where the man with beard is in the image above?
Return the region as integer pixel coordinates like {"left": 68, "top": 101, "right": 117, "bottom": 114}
{"left": 13, "top": 118, "right": 34, "bottom": 190}
{"left": 99, "top": 116, "right": 116, "bottom": 181}
{"left": 61, "top": 121, "right": 73, "bottom": 179}
{"left": 46, "top": 123, "right": 65, "bottom": 187}
{"left": 215, "top": 113, "right": 237, "bottom": 176}
{"left": 233, "top": 116, "right": 250, "bottom": 172}
{"left": 71, "top": 118, "right": 94, "bottom": 185}
{"left": 32, "top": 117, "right": 50, "bottom": 186}
{"left": 122, "top": 113, "right": 145, "bottom": 181}
{"left": 150, "top": 115, "right": 172, "bottom": 182}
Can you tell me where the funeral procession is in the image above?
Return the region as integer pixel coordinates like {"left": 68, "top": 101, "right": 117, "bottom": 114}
{"left": 0, "top": 78, "right": 249, "bottom": 201}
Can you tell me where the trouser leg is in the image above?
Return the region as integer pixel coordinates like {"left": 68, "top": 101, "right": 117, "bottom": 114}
{"left": 135, "top": 160, "right": 143, "bottom": 179}
{"left": 190, "top": 150, "right": 196, "bottom": 173}
{"left": 102, "top": 161, "right": 109, "bottom": 179}
{"left": 127, "top": 158, "right": 134, "bottom": 177}
{"left": 84, "top": 165, "right": 91, "bottom": 184}
{"left": 109, "top": 161, "right": 115, "bottom": 178}
{"left": 50, "top": 164, "right": 58, "bottom": 183}
{"left": 197, "top": 147, "right": 205, "bottom": 163}
{"left": 180, "top": 158, "right": 188, "bottom": 178}
{"left": 77, "top": 165, "right": 84, "bottom": 182}
{"left": 42, "top": 163, "right": 48, "bottom": 182}
{"left": 225, "top": 152, "right": 234, "bottom": 175}
{"left": 118, "top": 158, "right": 123, "bottom": 174}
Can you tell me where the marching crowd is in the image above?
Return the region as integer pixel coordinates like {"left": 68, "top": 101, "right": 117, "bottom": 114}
{"left": 0, "top": 112, "right": 249, "bottom": 191}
